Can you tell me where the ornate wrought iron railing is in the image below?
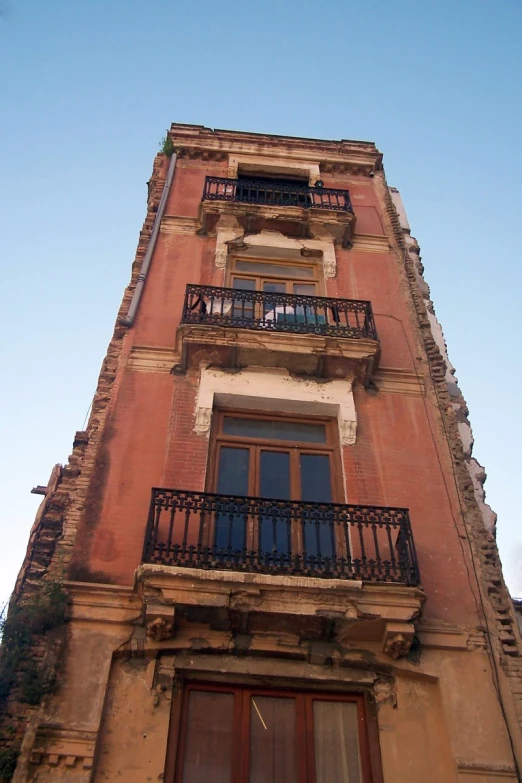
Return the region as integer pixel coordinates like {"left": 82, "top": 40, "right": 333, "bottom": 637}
{"left": 182, "top": 284, "right": 378, "bottom": 341}
{"left": 202, "top": 176, "right": 353, "bottom": 213}
{"left": 142, "top": 489, "right": 420, "bottom": 586}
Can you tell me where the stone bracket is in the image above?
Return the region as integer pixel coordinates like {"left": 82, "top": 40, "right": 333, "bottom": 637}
{"left": 146, "top": 602, "right": 176, "bottom": 641}
{"left": 382, "top": 621, "right": 416, "bottom": 659}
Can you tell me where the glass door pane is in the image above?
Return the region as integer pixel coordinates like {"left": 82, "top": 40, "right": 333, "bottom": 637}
{"left": 215, "top": 447, "right": 250, "bottom": 552}
{"left": 312, "top": 700, "right": 362, "bottom": 783}
{"left": 300, "top": 454, "right": 334, "bottom": 562}
{"left": 300, "top": 454, "right": 332, "bottom": 503}
{"left": 262, "top": 280, "right": 285, "bottom": 323}
{"left": 293, "top": 283, "right": 323, "bottom": 327}
{"left": 181, "top": 691, "right": 234, "bottom": 783}
{"left": 223, "top": 417, "right": 326, "bottom": 443}
{"left": 232, "top": 278, "right": 256, "bottom": 322}
{"left": 249, "top": 696, "right": 297, "bottom": 783}
{"left": 258, "top": 450, "right": 291, "bottom": 560}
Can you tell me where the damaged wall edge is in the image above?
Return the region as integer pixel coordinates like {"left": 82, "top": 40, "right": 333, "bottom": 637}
{"left": 386, "top": 184, "right": 522, "bottom": 772}
{"left": 388, "top": 187, "right": 497, "bottom": 533}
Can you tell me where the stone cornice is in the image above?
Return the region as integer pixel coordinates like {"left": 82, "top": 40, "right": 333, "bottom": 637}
{"left": 64, "top": 581, "right": 141, "bottom": 624}
{"left": 127, "top": 345, "right": 179, "bottom": 373}
{"left": 160, "top": 215, "right": 200, "bottom": 235}
{"left": 372, "top": 367, "right": 426, "bottom": 396}
{"left": 169, "top": 123, "right": 382, "bottom": 174}
{"left": 456, "top": 760, "right": 517, "bottom": 779}
{"left": 351, "top": 233, "right": 390, "bottom": 253}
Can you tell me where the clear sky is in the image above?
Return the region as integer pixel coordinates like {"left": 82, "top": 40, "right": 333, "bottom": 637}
{"left": 1, "top": 0, "right": 521, "bottom": 604}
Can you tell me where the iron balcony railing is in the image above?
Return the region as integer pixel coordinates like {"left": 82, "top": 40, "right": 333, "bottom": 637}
{"left": 143, "top": 489, "right": 421, "bottom": 587}
{"left": 182, "top": 284, "right": 378, "bottom": 341}
{"left": 203, "top": 176, "right": 353, "bottom": 213}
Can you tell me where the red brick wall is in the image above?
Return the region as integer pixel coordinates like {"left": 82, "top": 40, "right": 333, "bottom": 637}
{"left": 70, "top": 157, "right": 479, "bottom": 627}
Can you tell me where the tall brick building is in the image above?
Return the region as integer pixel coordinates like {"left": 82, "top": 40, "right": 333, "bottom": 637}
{"left": 3, "top": 124, "right": 522, "bottom": 782}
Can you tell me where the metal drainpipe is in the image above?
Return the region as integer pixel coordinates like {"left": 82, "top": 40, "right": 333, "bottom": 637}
{"left": 120, "top": 151, "right": 177, "bottom": 326}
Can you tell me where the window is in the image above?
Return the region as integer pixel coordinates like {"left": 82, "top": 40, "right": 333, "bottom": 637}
{"left": 229, "top": 256, "right": 320, "bottom": 295}
{"left": 207, "top": 411, "right": 342, "bottom": 563}
{"left": 171, "top": 684, "right": 374, "bottom": 783}
{"left": 228, "top": 256, "right": 324, "bottom": 327}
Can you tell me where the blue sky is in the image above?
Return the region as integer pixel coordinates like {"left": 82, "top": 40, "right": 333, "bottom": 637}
{"left": 1, "top": 0, "right": 521, "bottom": 604}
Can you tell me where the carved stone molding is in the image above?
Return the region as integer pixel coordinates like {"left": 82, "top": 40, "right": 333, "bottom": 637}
{"left": 227, "top": 154, "right": 320, "bottom": 184}
{"left": 456, "top": 759, "right": 518, "bottom": 779}
{"left": 200, "top": 200, "right": 355, "bottom": 248}
{"left": 146, "top": 603, "right": 176, "bottom": 641}
{"left": 214, "top": 228, "right": 338, "bottom": 280}
{"left": 194, "top": 367, "right": 357, "bottom": 445}
{"left": 180, "top": 322, "right": 379, "bottom": 380}
{"left": 30, "top": 727, "right": 97, "bottom": 770}
{"left": 136, "top": 565, "right": 425, "bottom": 660}
{"left": 168, "top": 125, "right": 382, "bottom": 174}
{"left": 160, "top": 215, "right": 200, "bottom": 235}
{"left": 64, "top": 581, "right": 141, "bottom": 625}
{"left": 127, "top": 346, "right": 179, "bottom": 374}
{"left": 176, "top": 147, "right": 228, "bottom": 162}
{"left": 351, "top": 233, "right": 390, "bottom": 253}
{"left": 194, "top": 406, "right": 212, "bottom": 434}
{"left": 372, "top": 368, "right": 425, "bottom": 397}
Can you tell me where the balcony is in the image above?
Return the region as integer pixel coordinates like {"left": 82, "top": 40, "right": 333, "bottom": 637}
{"left": 178, "top": 284, "right": 380, "bottom": 378}
{"left": 143, "top": 489, "right": 419, "bottom": 586}
{"left": 204, "top": 177, "right": 353, "bottom": 212}
{"left": 199, "top": 177, "right": 356, "bottom": 246}
{"left": 138, "top": 489, "right": 424, "bottom": 659}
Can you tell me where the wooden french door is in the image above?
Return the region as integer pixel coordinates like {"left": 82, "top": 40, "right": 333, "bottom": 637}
{"left": 172, "top": 683, "right": 373, "bottom": 783}
{"left": 228, "top": 257, "right": 321, "bottom": 325}
{"left": 208, "top": 412, "right": 341, "bottom": 560}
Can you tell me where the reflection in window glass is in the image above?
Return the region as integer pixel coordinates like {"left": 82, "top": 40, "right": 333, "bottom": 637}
{"left": 300, "top": 454, "right": 332, "bottom": 503}
{"left": 233, "top": 278, "right": 256, "bottom": 290}
{"left": 215, "top": 447, "right": 249, "bottom": 551}
{"left": 217, "top": 447, "right": 249, "bottom": 495}
{"left": 223, "top": 417, "right": 326, "bottom": 443}
{"left": 300, "top": 454, "right": 334, "bottom": 559}
{"left": 259, "top": 451, "right": 290, "bottom": 500}
{"left": 259, "top": 451, "right": 291, "bottom": 556}
{"left": 293, "top": 284, "right": 316, "bottom": 296}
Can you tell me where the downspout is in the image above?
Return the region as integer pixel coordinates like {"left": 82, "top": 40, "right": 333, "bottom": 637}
{"left": 120, "top": 151, "right": 177, "bottom": 326}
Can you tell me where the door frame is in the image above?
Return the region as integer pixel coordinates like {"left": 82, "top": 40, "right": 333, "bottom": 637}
{"left": 204, "top": 410, "right": 346, "bottom": 558}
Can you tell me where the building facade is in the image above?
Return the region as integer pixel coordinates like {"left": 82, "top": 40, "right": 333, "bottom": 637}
{"left": 3, "top": 124, "right": 522, "bottom": 782}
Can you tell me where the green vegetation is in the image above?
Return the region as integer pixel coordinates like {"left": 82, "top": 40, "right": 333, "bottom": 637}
{"left": 159, "top": 132, "right": 175, "bottom": 157}
{"left": 0, "top": 582, "right": 67, "bottom": 711}
{"left": 0, "top": 748, "right": 19, "bottom": 780}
